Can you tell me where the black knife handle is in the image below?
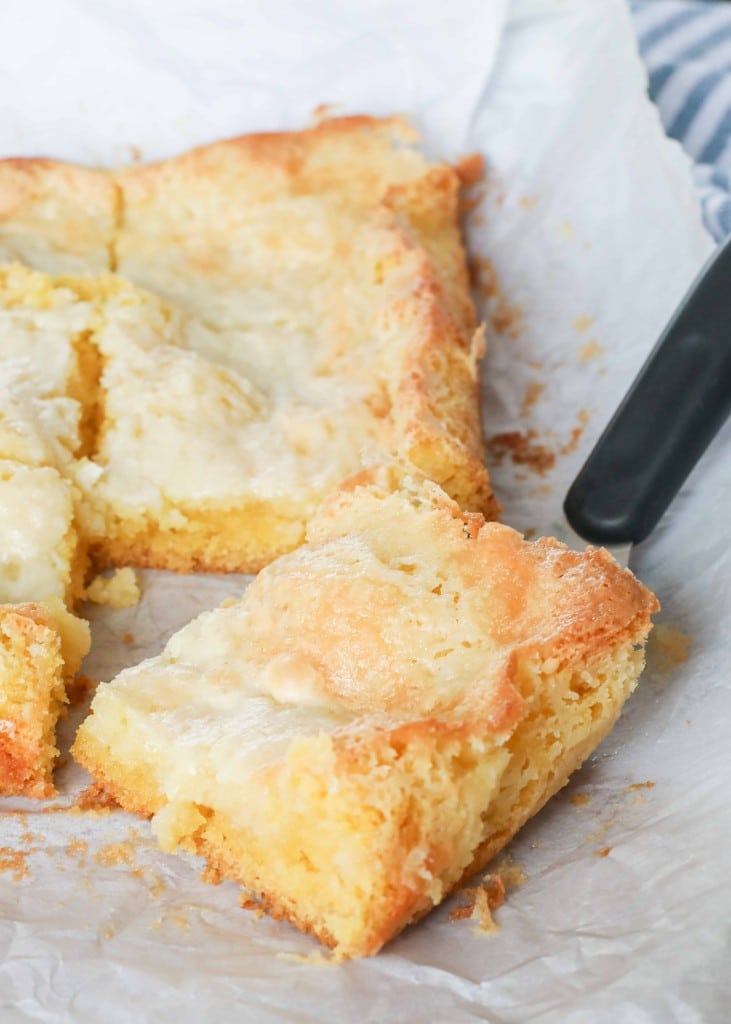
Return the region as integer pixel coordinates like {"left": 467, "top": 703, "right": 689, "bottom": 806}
{"left": 564, "top": 234, "right": 731, "bottom": 546}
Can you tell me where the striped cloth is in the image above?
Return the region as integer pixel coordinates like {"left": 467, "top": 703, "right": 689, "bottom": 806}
{"left": 632, "top": 0, "right": 731, "bottom": 240}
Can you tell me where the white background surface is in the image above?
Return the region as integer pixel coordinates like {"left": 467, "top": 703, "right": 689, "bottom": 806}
{"left": 0, "top": 1, "right": 729, "bottom": 1021}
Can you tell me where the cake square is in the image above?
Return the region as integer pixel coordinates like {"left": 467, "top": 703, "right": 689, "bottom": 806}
{"left": 73, "top": 467, "right": 658, "bottom": 958}
{"left": 0, "top": 603, "right": 66, "bottom": 798}
{"left": 0, "top": 118, "right": 499, "bottom": 576}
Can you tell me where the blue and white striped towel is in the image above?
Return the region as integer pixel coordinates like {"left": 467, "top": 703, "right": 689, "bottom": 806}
{"left": 632, "top": 0, "right": 731, "bottom": 240}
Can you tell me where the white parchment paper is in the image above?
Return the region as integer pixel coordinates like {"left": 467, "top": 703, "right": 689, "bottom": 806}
{"left": 1, "top": 1, "right": 729, "bottom": 1021}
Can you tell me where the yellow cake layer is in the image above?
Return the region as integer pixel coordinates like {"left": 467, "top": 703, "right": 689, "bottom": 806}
{"left": 0, "top": 603, "right": 66, "bottom": 798}
{"left": 73, "top": 468, "right": 658, "bottom": 957}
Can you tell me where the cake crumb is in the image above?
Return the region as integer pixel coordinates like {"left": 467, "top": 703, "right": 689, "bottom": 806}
{"left": 518, "top": 194, "right": 538, "bottom": 210}
{"left": 578, "top": 339, "right": 605, "bottom": 362}
{"left": 241, "top": 895, "right": 265, "bottom": 920}
{"left": 201, "top": 864, "right": 223, "bottom": 886}
{"left": 558, "top": 220, "right": 575, "bottom": 241}
{"left": 451, "top": 856, "right": 526, "bottom": 935}
{"left": 0, "top": 848, "right": 30, "bottom": 881}
{"left": 122, "top": 632, "right": 135, "bottom": 645}
{"left": 487, "top": 430, "right": 555, "bottom": 475}
{"left": 75, "top": 782, "right": 120, "bottom": 813}
{"left": 94, "top": 841, "right": 136, "bottom": 868}
{"left": 66, "top": 673, "right": 96, "bottom": 706}
{"left": 85, "top": 567, "right": 141, "bottom": 609}
{"left": 101, "top": 925, "right": 116, "bottom": 940}
{"left": 626, "top": 781, "right": 655, "bottom": 792}
{"left": 65, "top": 839, "right": 88, "bottom": 861}
{"left": 596, "top": 846, "right": 612, "bottom": 858}
{"left": 451, "top": 876, "right": 504, "bottom": 934}
{"left": 571, "top": 792, "right": 591, "bottom": 808}
{"left": 559, "top": 409, "right": 590, "bottom": 457}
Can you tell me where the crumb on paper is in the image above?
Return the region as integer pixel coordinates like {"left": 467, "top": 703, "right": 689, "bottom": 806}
{"left": 558, "top": 220, "right": 575, "bottom": 241}
{"left": 240, "top": 894, "right": 266, "bottom": 920}
{"left": 627, "top": 781, "right": 655, "bottom": 792}
{"left": 101, "top": 925, "right": 116, "bottom": 940}
{"left": 450, "top": 876, "right": 504, "bottom": 934}
{"left": 66, "top": 673, "right": 96, "bottom": 706}
{"left": 596, "top": 846, "right": 612, "bottom": 858}
{"left": 65, "top": 838, "right": 88, "bottom": 861}
{"left": 122, "top": 632, "right": 135, "bottom": 645}
{"left": 520, "top": 380, "right": 545, "bottom": 416}
{"left": 75, "top": 782, "right": 120, "bottom": 814}
{"left": 560, "top": 410, "right": 591, "bottom": 457}
{"left": 578, "top": 339, "right": 605, "bottom": 362}
{"left": 450, "top": 856, "right": 526, "bottom": 936}
{"left": 94, "top": 841, "right": 136, "bottom": 869}
{"left": 0, "top": 848, "right": 30, "bottom": 882}
{"left": 469, "top": 256, "right": 524, "bottom": 340}
{"left": 518, "top": 194, "right": 538, "bottom": 210}
{"left": 572, "top": 314, "right": 595, "bottom": 334}
{"left": 128, "top": 145, "right": 142, "bottom": 164}
{"left": 201, "top": 864, "right": 223, "bottom": 886}
{"left": 487, "top": 430, "right": 555, "bottom": 475}
{"left": 648, "top": 624, "right": 692, "bottom": 674}
{"left": 571, "top": 792, "right": 591, "bottom": 808}
{"left": 85, "top": 567, "right": 141, "bottom": 609}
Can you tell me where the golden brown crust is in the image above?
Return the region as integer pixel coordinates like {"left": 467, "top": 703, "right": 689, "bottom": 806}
{"left": 0, "top": 117, "right": 499, "bottom": 569}
{"left": 0, "top": 603, "right": 65, "bottom": 798}
{"left": 73, "top": 471, "right": 657, "bottom": 957}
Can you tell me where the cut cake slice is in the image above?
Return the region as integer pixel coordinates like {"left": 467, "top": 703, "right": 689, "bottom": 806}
{"left": 73, "top": 466, "right": 658, "bottom": 957}
{"left": 0, "top": 603, "right": 66, "bottom": 798}
{"left": 0, "top": 118, "right": 498, "bottom": 562}
{"left": 0, "top": 253, "right": 489, "bottom": 574}
{"left": 0, "top": 267, "right": 94, "bottom": 794}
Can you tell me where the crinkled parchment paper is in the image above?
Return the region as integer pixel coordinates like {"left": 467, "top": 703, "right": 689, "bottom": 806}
{"left": 0, "top": 1, "right": 729, "bottom": 1021}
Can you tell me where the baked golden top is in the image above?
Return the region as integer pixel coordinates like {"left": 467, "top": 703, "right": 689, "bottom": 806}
{"left": 73, "top": 466, "right": 657, "bottom": 955}
{"left": 79, "top": 466, "right": 657, "bottom": 768}
{"left": 0, "top": 118, "right": 496, "bottom": 518}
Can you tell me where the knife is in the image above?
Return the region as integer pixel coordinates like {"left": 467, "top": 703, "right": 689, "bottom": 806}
{"left": 555, "top": 232, "right": 731, "bottom": 568}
